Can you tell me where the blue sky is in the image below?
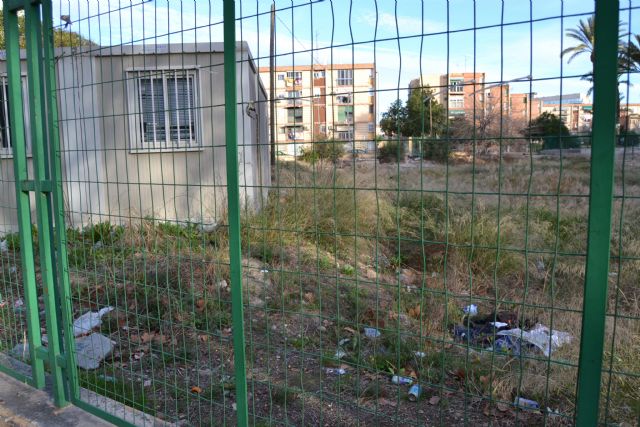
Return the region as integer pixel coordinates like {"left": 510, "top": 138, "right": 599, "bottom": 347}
{"left": 49, "top": 0, "right": 639, "bottom": 113}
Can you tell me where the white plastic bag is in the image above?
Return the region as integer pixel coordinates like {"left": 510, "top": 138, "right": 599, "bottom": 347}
{"left": 72, "top": 306, "right": 114, "bottom": 337}
{"left": 497, "top": 323, "right": 572, "bottom": 357}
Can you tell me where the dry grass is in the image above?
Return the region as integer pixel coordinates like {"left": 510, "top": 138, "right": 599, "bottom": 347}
{"left": 1, "top": 153, "right": 638, "bottom": 425}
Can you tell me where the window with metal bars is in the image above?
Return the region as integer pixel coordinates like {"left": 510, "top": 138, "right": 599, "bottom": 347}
{"left": 128, "top": 69, "right": 199, "bottom": 150}
{"left": 0, "top": 76, "right": 30, "bottom": 157}
{"left": 336, "top": 69, "right": 353, "bottom": 86}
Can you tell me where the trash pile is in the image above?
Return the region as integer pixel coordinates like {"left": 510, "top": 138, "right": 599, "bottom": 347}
{"left": 9, "top": 305, "right": 115, "bottom": 370}
{"left": 454, "top": 306, "right": 572, "bottom": 357}
{"left": 325, "top": 326, "right": 430, "bottom": 402}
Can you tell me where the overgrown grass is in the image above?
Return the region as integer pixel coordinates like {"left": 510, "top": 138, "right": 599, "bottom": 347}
{"left": 2, "top": 155, "right": 638, "bottom": 424}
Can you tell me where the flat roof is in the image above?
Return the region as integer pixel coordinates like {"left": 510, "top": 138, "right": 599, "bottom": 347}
{"left": 258, "top": 63, "right": 374, "bottom": 72}
{"left": 0, "top": 42, "right": 252, "bottom": 60}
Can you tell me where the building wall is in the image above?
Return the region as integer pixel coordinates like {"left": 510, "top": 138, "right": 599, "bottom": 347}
{"left": 0, "top": 43, "right": 270, "bottom": 234}
{"left": 509, "top": 93, "right": 541, "bottom": 123}
{"left": 259, "top": 64, "right": 376, "bottom": 153}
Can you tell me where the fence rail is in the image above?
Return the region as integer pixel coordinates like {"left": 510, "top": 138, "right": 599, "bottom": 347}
{"left": 0, "top": 1, "right": 638, "bottom": 426}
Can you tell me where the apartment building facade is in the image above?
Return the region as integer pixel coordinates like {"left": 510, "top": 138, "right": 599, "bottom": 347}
{"left": 258, "top": 64, "right": 376, "bottom": 155}
{"left": 537, "top": 93, "right": 593, "bottom": 133}
{"left": 411, "top": 73, "right": 545, "bottom": 136}
{"left": 620, "top": 104, "right": 640, "bottom": 130}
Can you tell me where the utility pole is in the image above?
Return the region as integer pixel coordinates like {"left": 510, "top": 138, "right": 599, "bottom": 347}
{"left": 269, "top": 3, "right": 276, "bottom": 175}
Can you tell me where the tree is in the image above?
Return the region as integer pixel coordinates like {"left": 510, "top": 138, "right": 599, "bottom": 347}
{"left": 523, "top": 112, "right": 570, "bottom": 138}
{"left": 562, "top": 16, "right": 596, "bottom": 64}
{"left": 622, "top": 34, "right": 640, "bottom": 72}
{"left": 522, "top": 112, "right": 577, "bottom": 149}
{"left": 403, "top": 87, "right": 446, "bottom": 137}
{"left": 380, "top": 99, "right": 407, "bottom": 137}
{"left": 379, "top": 87, "right": 446, "bottom": 138}
{"left": 0, "top": 11, "right": 93, "bottom": 49}
{"left": 561, "top": 16, "right": 628, "bottom": 95}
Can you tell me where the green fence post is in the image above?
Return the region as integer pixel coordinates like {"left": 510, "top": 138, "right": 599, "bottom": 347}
{"left": 575, "top": 0, "right": 619, "bottom": 425}
{"left": 2, "top": 3, "right": 46, "bottom": 389}
{"left": 22, "top": 1, "right": 68, "bottom": 407}
{"left": 223, "top": 1, "right": 249, "bottom": 426}
{"left": 40, "top": 0, "right": 78, "bottom": 403}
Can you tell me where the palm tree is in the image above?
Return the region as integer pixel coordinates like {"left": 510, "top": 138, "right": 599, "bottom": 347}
{"left": 561, "top": 16, "right": 628, "bottom": 95}
{"left": 622, "top": 34, "right": 640, "bottom": 72}
{"left": 562, "top": 16, "right": 596, "bottom": 64}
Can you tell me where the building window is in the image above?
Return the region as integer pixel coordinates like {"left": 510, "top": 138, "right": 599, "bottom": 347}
{"left": 336, "top": 94, "right": 352, "bottom": 104}
{"left": 368, "top": 88, "right": 375, "bottom": 96}
{"left": 278, "top": 74, "right": 285, "bottom": 80}
{"left": 319, "top": 124, "right": 327, "bottom": 133}
{"left": 287, "top": 107, "right": 303, "bottom": 123}
{"left": 313, "top": 87, "right": 321, "bottom": 98}
{"left": 286, "top": 126, "right": 304, "bottom": 140}
{"left": 0, "top": 81, "right": 12, "bottom": 153}
{"left": 369, "top": 105, "right": 374, "bottom": 114}
{"left": 313, "top": 70, "right": 325, "bottom": 78}
{"left": 0, "top": 76, "right": 30, "bottom": 156}
{"left": 449, "top": 97, "right": 464, "bottom": 109}
{"left": 337, "top": 130, "right": 353, "bottom": 141}
{"left": 287, "top": 90, "right": 302, "bottom": 98}
{"left": 337, "top": 69, "right": 353, "bottom": 86}
{"left": 338, "top": 106, "right": 354, "bottom": 123}
{"left": 286, "top": 71, "right": 302, "bottom": 85}
{"left": 129, "top": 69, "right": 199, "bottom": 149}
{"left": 368, "top": 123, "right": 375, "bottom": 132}
{"left": 449, "top": 78, "right": 464, "bottom": 93}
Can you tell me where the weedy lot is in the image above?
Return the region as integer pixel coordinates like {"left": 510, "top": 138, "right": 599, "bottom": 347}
{"left": 1, "top": 153, "right": 638, "bottom": 426}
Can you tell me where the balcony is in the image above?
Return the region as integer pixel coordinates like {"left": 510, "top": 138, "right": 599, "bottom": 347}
{"left": 285, "top": 99, "right": 303, "bottom": 107}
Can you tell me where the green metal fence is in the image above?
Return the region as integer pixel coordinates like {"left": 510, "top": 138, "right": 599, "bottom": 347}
{"left": 0, "top": 0, "right": 638, "bottom": 426}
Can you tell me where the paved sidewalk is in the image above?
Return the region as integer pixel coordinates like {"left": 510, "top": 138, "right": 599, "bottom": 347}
{"left": 0, "top": 371, "right": 113, "bottom": 427}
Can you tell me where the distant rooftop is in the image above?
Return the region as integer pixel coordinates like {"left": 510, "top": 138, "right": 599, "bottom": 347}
{"left": 537, "top": 93, "right": 585, "bottom": 105}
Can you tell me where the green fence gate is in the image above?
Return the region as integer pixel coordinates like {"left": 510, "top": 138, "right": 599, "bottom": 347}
{"left": 0, "top": 0, "right": 637, "bottom": 426}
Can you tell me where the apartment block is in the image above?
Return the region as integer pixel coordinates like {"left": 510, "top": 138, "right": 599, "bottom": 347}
{"left": 258, "top": 64, "right": 376, "bottom": 155}
{"left": 509, "top": 92, "right": 542, "bottom": 123}
{"left": 411, "top": 74, "right": 545, "bottom": 136}
{"left": 620, "top": 104, "right": 640, "bottom": 130}
{"left": 410, "top": 73, "right": 487, "bottom": 118}
{"left": 538, "top": 93, "right": 593, "bottom": 133}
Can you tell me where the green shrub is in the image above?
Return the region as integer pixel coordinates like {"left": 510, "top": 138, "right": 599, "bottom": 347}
{"left": 299, "top": 138, "right": 345, "bottom": 164}
{"left": 377, "top": 139, "right": 406, "bottom": 163}
{"left": 83, "top": 222, "right": 123, "bottom": 245}
{"left": 542, "top": 135, "right": 581, "bottom": 150}
{"left": 420, "top": 137, "right": 449, "bottom": 162}
{"left": 618, "top": 131, "right": 640, "bottom": 147}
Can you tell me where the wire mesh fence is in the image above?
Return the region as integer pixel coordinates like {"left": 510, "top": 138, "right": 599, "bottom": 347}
{"left": 0, "top": 0, "right": 638, "bottom": 426}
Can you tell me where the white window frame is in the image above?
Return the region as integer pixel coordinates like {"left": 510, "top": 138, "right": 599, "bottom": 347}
{"left": 127, "top": 68, "right": 202, "bottom": 152}
{"left": 286, "top": 71, "right": 302, "bottom": 80}
{"left": 337, "top": 130, "right": 354, "bottom": 141}
{"left": 337, "top": 69, "right": 353, "bottom": 86}
{"left": 449, "top": 97, "right": 464, "bottom": 109}
{"left": 368, "top": 123, "right": 375, "bottom": 132}
{"left": 313, "top": 70, "right": 325, "bottom": 78}
{"left": 0, "top": 75, "right": 31, "bottom": 158}
{"left": 449, "top": 78, "right": 464, "bottom": 93}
